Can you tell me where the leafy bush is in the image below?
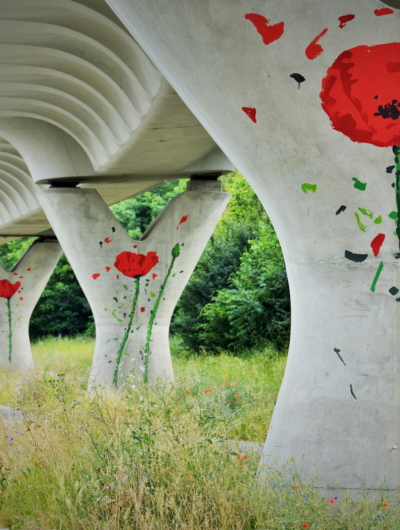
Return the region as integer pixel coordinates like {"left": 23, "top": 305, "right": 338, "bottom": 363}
{"left": 197, "top": 223, "right": 290, "bottom": 352}
{"left": 172, "top": 172, "right": 290, "bottom": 352}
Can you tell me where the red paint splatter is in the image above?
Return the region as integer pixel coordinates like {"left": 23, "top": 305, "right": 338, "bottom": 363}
{"left": 27, "top": 268, "right": 31, "bottom": 271}
{"left": 20, "top": 297, "right": 23, "bottom": 301}
{"left": 375, "top": 7, "right": 394, "bottom": 16}
{"left": 177, "top": 215, "right": 189, "bottom": 230}
{"left": 133, "top": 245, "right": 138, "bottom": 249}
{"left": 19, "top": 276, "right": 23, "bottom": 279}
{"left": 140, "top": 307, "right": 145, "bottom": 313}
{"left": 244, "top": 13, "right": 284, "bottom": 46}
{"left": 305, "top": 28, "right": 328, "bottom": 60}
{"left": 338, "top": 14, "right": 355, "bottom": 28}
{"left": 13, "top": 272, "right": 18, "bottom": 276}
{"left": 92, "top": 273, "right": 100, "bottom": 280}
{"left": 116, "top": 275, "right": 120, "bottom": 280}
{"left": 105, "top": 266, "right": 111, "bottom": 272}
{"left": 371, "top": 233, "right": 386, "bottom": 257}
{"left": 242, "top": 106, "right": 257, "bottom": 123}
{"left": 152, "top": 273, "right": 158, "bottom": 280}
{"left": 104, "top": 237, "right": 111, "bottom": 244}
{"left": 320, "top": 43, "right": 400, "bottom": 147}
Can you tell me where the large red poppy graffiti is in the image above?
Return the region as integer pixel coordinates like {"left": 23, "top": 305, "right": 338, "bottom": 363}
{"left": 0, "top": 279, "right": 21, "bottom": 363}
{"left": 320, "top": 43, "right": 400, "bottom": 148}
{"left": 321, "top": 42, "right": 400, "bottom": 263}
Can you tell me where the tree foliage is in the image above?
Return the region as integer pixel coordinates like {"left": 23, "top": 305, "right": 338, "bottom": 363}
{"left": 172, "top": 171, "right": 290, "bottom": 352}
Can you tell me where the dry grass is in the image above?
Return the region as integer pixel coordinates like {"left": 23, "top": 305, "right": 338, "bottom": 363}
{"left": 0, "top": 339, "right": 398, "bottom": 529}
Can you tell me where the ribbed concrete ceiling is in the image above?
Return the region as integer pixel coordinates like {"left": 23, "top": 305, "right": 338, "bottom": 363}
{"left": 0, "top": 0, "right": 230, "bottom": 241}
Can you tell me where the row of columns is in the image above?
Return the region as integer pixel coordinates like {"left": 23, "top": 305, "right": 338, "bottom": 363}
{"left": 0, "top": 179, "right": 230, "bottom": 389}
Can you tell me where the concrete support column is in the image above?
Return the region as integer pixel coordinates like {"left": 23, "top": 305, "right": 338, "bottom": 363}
{"left": 0, "top": 239, "right": 62, "bottom": 370}
{"left": 38, "top": 182, "right": 230, "bottom": 389}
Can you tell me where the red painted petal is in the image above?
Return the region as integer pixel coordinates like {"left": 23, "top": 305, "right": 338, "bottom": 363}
{"left": 374, "top": 7, "right": 394, "bottom": 16}
{"left": 305, "top": 28, "right": 328, "bottom": 60}
{"left": 371, "top": 233, "right": 386, "bottom": 257}
{"left": 177, "top": 214, "right": 189, "bottom": 230}
{"left": 242, "top": 106, "right": 257, "bottom": 123}
{"left": 152, "top": 273, "right": 158, "bottom": 280}
{"left": 92, "top": 273, "right": 100, "bottom": 280}
{"left": 105, "top": 266, "right": 111, "bottom": 272}
{"left": 104, "top": 237, "right": 111, "bottom": 243}
{"left": 244, "top": 13, "right": 284, "bottom": 46}
{"left": 140, "top": 307, "right": 145, "bottom": 313}
{"left": 338, "top": 14, "right": 355, "bottom": 28}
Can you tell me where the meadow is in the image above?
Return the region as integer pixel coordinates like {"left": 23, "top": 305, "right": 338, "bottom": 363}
{"left": 0, "top": 338, "right": 398, "bottom": 529}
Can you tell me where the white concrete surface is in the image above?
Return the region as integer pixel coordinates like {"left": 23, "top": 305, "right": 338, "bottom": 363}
{"left": 107, "top": 0, "right": 400, "bottom": 493}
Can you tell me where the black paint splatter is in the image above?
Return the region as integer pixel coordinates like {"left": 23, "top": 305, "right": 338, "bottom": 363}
{"left": 387, "top": 165, "right": 395, "bottom": 173}
{"left": 113, "top": 297, "right": 118, "bottom": 303}
{"left": 350, "top": 384, "right": 357, "bottom": 400}
{"left": 375, "top": 100, "right": 400, "bottom": 120}
{"left": 344, "top": 250, "right": 368, "bottom": 263}
{"left": 389, "top": 286, "right": 399, "bottom": 296}
{"left": 334, "top": 348, "right": 346, "bottom": 365}
{"left": 336, "top": 205, "right": 347, "bottom": 215}
{"left": 111, "top": 227, "right": 115, "bottom": 232}
{"left": 290, "top": 73, "right": 306, "bottom": 88}
{"left": 99, "top": 242, "right": 103, "bottom": 247}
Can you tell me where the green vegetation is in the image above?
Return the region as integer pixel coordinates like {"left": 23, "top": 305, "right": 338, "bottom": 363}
{"left": 0, "top": 171, "right": 290, "bottom": 352}
{"left": 0, "top": 338, "right": 399, "bottom": 529}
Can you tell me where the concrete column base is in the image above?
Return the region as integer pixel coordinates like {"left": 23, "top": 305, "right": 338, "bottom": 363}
{"left": 38, "top": 184, "right": 230, "bottom": 388}
{"left": 0, "top": 239, "right": 62, "bottom": 370}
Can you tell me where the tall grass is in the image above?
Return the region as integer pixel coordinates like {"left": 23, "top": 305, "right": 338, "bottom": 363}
{"left": 0, "top": 338, "right": 399, "bottom": 528}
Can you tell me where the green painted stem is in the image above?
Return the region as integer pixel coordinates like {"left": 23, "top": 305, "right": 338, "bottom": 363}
{"left": 143, "top": 251, "right": 178, "bottom": 384}
{"left": 114, "top": 277, "right": 140, "bottom": 387}
{"left": 7, "top": 298, "right": 11, "bottom": 363}
{"left": 395, "top": 146, "right": 400, "bottom": 253}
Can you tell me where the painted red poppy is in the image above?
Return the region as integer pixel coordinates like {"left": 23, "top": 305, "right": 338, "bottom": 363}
{"left": 114, "top": 251, "right": 159, "bottom": 278}
{"left": 320, "top": 43, "right": 400, "bottom": 147}
{"left": 0, "top": 280, "right": 21, "bottom": 299}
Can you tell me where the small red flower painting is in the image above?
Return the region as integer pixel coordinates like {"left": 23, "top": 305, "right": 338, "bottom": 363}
{"left": 0, "top": 279, "right": 21, "bottom": 363}
{"left": 0, "top": 279, "right": 20, "bottom": 299}
{"left": 114, "top": 251, "right": 159, "bottom": 278}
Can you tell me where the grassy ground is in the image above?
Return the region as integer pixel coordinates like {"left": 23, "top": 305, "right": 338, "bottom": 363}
{"left": 0, "top": 338, "right": 399, "bottom": 529}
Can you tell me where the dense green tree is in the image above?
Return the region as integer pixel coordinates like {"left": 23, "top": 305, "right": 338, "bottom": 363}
{"left": 170, "top": 171, "right": 290, "bottom": 352}
{"left": 196, "top": 222, "right": 290, "bottom": 351}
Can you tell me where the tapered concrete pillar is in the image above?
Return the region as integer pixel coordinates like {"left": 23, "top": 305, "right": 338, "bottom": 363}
{"left": 0, "top": 239, "right": 62, "bottom": 370}
{"left": 107, "top": 0, "right": 400, "bottom": 493}
{"left": 38, "top": 182, "right": 230, "bottom": 389}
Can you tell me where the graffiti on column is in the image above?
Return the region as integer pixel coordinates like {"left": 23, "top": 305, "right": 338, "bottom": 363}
{"left": 92, "top": 215, "right": 187, "bottom": 387}
{"left": 320, "top": 42, "right": 400, "bottom": 291}
{"left": 243, "top": 7, "right": 398, "bottom": 400}
{"left": 113, "top": 250, "right": 159, "bottom": 387}
{"left": 0, "top": 279, "right": 21, "bottom": 362}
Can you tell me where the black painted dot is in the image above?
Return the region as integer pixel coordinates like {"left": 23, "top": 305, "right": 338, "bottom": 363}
{"left": 390, "top": 286, "right": 400, "bottom": 296}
